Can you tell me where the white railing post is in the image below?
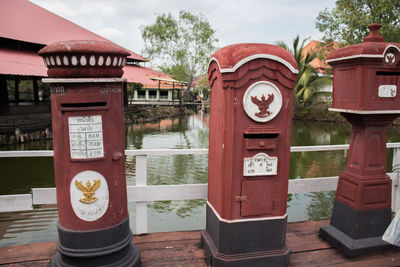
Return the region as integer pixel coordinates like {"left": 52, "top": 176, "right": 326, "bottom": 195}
{"left": 135, "top": 155, "right": 148, "bottom": 234}
{"left": 392, "top": 147, "right": 400, "bottom": 213}
{"left": 0, "top": 194, "right": 32, "bottom": 212}
{"left": 2, "top": 144, "right": 400, "bottom": 217}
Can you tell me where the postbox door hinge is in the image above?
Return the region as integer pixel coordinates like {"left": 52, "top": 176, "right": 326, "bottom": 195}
{"left": 235, "top": 195, "right": 247, "bottom": 202}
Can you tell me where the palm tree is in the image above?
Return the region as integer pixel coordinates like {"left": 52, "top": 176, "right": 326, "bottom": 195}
{"left": 295, "top": 65, "right": 332, "bottom": 105}
{"left": 275, "top": 36, "right": 332, "bottom": 108}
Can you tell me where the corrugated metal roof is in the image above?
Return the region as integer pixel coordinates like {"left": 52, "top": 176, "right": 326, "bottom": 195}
{"left": 0, "top": 48, "right": 182, "bottom": 90}
{"left": 0, "top": 0, "right": 183, "bottom": 87}
{"left": 0, "top": 0, "right": 146, "bottom": 62}
{"left": 123, "top": 65, "right": 185, "bottom": 89}
{"left": 0, "top": 47, "right": 46, "bottom": 76}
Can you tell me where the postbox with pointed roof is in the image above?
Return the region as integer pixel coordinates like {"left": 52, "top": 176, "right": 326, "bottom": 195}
{"left": 328, "top": 23, "right": 400, "bottom": 114}
{"left": 201, "top": 43, "right": 298, "bottom": 266}
{"left": 319, "top": 24, "right": 400, "bottom": 257}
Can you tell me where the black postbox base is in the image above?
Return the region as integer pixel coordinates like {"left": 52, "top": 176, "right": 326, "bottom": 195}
{"left": 201, "top": 203, "right": 289, "bottom": 267}
{"left": 319, "top": 200, "right": 394, "bottom": 257}
{"left": 51, "top": 217, "right": 141, "bottom": 267}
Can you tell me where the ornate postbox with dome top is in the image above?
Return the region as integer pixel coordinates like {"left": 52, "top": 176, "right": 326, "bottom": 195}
{"left": 39, "top": 40, "right": 141, "bottom": 267}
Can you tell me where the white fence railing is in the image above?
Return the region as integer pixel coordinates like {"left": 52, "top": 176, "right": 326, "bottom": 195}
{"left": 0, "top": 143, "right": 399, "bottom": 234}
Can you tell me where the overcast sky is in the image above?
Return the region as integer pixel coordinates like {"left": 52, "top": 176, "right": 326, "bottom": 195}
{"left": 30, "top": 0, "right": 336, "bottom": 59}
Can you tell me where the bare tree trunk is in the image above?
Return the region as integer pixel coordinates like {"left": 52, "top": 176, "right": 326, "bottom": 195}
{"left": 180, "top": 75, "right": 193, "bottom": 112}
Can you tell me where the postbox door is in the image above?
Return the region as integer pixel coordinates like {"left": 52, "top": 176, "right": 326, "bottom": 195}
{"left": 241, "top": 179, "right": 274, "bottom": 217}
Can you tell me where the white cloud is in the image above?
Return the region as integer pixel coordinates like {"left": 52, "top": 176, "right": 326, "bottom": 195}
{"left": 93, "top": 27, "right": 125, "bottom": 41}
{"left": 30, "top": 0, "right": 337, "bottom": 54}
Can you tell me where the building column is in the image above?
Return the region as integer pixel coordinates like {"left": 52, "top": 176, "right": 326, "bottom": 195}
{"left": 14, "top": 77, "right": 20, "bottom": 105}
{"left": 0, "top": 75, "right": 10, "bottom": 114}
{"left": 33, "top": 77, "right": 39, "bottom": 104}
{"left": 123, "top": 81, "right": 128, "bottom": 107}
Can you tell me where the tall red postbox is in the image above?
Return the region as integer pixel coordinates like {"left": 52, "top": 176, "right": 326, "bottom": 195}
{"left": 319, "top": 24, "right": 400, "bottom": 257}
{"left": 201, "top": 43, "right": 298, "bottom": 266}
{"left": 39, "top": 40, "right": 140, "bottom": 266}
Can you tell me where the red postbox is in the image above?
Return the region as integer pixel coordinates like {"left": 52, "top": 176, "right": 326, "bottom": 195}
{"left": 319, "top": 24, "right": 400, "bottom": 257}
{"left": 39, "top": 40, "right": 140, "bottom": 266}
{"left": 201, "top": 43, "right": 298, "bottom": 266}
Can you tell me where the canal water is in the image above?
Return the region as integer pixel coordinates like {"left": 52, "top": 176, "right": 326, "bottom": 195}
{"left": 1, "top": 112, "right": 400, "bottom": 247}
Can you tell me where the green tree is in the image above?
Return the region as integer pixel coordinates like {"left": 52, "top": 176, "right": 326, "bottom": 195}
{"left": 316, "top": 0, "right": 400, "bottom": 44}
{"left": 141, "top": 11, "right": 218, "bottom": 91}
{"left": 127, "top": 82, "right": 143, "bottom": 104}
{"left": 192, "top": 76, "right": 210, "bottom": 98}
{"left": 275, "top": 36, "right": 332, "bottom": 107}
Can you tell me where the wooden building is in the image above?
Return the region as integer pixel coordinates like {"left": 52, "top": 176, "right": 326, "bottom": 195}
{"left": 123, "top": 65, "right": 186, "bottom": 105}
{"left": 0, "top": 0, "right": 184, "bottom": 115}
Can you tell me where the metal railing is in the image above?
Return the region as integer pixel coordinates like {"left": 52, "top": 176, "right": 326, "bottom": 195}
{"left": 0, "top": 143, "right": 399, "bottom": 234}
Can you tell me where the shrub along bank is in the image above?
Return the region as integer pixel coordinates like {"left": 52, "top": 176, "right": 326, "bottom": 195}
{"left": 294, "top": 103, "right": 400, "bottom": 125}
{"left": 124, "top": 106, "right": 189, "bottom": 124}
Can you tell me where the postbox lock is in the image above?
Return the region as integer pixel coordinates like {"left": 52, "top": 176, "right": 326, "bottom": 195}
{"left": 235, "top": 195, "right": 247, "bottom": 202}
{"left": 112, "top": 151, "right": 123, "bottom": 161}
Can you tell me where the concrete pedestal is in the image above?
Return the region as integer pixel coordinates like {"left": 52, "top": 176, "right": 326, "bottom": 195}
{"left": 319, "top": 114, "right": 397, "bottom": 257}
{"left": 201, "top": 203, "right": 289, "bottom": 266}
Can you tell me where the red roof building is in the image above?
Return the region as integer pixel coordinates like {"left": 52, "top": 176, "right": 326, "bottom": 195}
{"left": 0, "top": 0, "right": 184, "bottom": 113}
{"left": 302, "top": 40, "right": 340, "bottom": 73}
{"left": 0, "top": 0, "right": 146, "bottom": 62}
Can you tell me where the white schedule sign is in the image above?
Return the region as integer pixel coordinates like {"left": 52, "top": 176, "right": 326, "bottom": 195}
{"left": 243, "top": 152, "right": 277, "bottom": 176}
{"left": 68, "top": 115, "right": 104, "bottom": 159}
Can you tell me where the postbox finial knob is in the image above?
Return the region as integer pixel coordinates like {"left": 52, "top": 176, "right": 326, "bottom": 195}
{"left": 363, "top": 23, "right": 384, "bottom": 43}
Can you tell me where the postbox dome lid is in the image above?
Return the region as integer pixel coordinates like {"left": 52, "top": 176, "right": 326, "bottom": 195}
{"left": 38, "top": 39, "right": 131, "bottom": 56}
{"left": 209, "top": 43, "right": 298, "bottom": 74}
{"left": 327, "top": 23, "right": 400, "bottom": 65}
{"left": 38, "top": 40, "right": 131, "bottom": 78}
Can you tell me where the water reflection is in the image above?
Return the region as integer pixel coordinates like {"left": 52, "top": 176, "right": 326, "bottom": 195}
{"left": 290, "top": 121, "right": 351, "bottom": 179}
{"left": 0, "top": 206, "right": 58, "bottom": 247}
{"left": 149, "top": 199, "right": 206, "bottom": 218}
{"left": 306, "top": 191, "right": 336, "bottom": 220}
{"left": 0, "top": 157, "right": 55, "bottom": 195}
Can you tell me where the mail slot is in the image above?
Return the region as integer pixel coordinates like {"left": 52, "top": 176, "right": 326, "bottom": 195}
{"left": 244, "top": 128, "right": 280, "bottom": 150}
{"left": 201, "top": 43, "right": 298, "bottom": 266}
{"left": 320, "top": 24, "right": 400, "bottom": 257}
{"left": 39, "top": 40, "right": 140, "bottom": 267}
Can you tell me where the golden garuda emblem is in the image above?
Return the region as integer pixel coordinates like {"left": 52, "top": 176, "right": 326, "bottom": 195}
{"left": 75, "top": 179, "right": 101, "bottom": 204}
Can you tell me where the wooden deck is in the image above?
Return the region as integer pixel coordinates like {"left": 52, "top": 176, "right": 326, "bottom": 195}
{"left": 0, "top": 220, "right": 399, "bottom": 266}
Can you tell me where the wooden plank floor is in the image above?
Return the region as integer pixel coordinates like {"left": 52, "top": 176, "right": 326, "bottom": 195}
{"left": 1, "top": 219, "right": 399, "bottom": 266}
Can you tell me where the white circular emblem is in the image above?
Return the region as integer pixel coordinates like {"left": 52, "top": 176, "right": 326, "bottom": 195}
{"left": 243, "top": 81, "right": 283, "bottom": 122}
{"left": 70, "top": 170, "right": 109, "bottom": 221}
{"left": 385, "top": 52, "right": 396, "bottom": 65}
